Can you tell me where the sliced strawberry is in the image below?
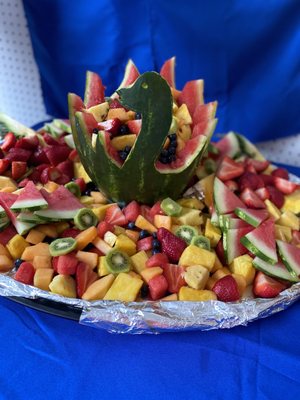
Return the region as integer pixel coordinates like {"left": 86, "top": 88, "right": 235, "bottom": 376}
{"left": 15, "top": 135, "right": 39, "bottom": 150}
{"left": 98, "top": 118, "right": 122, "bottom": 136}
{"left": 246, "top": 158, "right": 270, "bottom": 173}
{"left": 245, "top": 163, "right": 257, "bottom": 174}
{"left": 61, "top": 228, "right": 81, "bottom": 239}
{"left": 43, "top": 133, "right": 59, "bottom": 145}
{"left": 212, "top": 275, "right": 240, "bottom": 302}
{"left": 123, "top": 200, "right": 140, "bottom": 222}
{"left": 5, "top": 148, "right": 31, "bottom": 162}
{"left": 271, "top": 167, "right": 289, "bottom": 180}
{"left": 55, "top": 174, "right": 71, "bottom": 185}
{"left": 11, "top": 161, "right": 27, "bottom": 180}
{"left": 273, "top": 177, "right": 298, "bottom": 195}
{"left": 266, "top": 186, "right": 285, "bottom": 209}
{"left": 260, "top": 174, "right": 274, "bottom": 186}
{"left": 87, "top": 271, "right": 98, "bottom": 287}
{"left": 215, "top": 239, "right": 226, "bottom": 265}
{"left": 224, "top": 179, "right": 239, "bottom": 192}
{"left": 146, "top": 253, "right": 169, "bottom": 268}
{"left": 137, "top": 237, "right": 153, "bottom": 252}
{"left": 68, "top": 149, "right": 80, "bottom": 162}
{"left": 56, "top": 253, "right": 78, "bottom": 275}
{"left": 253, "top": 271, "right": 287, "bottom": 298}
{"left": 15, "top": 262, "right": 35, "bottom": 285}
{"left": 29, "top": 146, "right": 50, "bottom": 165}
{"left": 97, "top": 220, "right": 114, "bottom": 238}
{"left": 157, "top": 227, "right": 187, "bottom": 263}
{"left": 0, "top": 159, "right": 10, "bottom": 174}
{"left": 240, "top": 188, "right": 266, "bottom": 209}
{"left": 149, "top": 201, "right": 165, "bottom": 219}
{"left": 255, "top": 187, "right": 270, "bottom": 201}
{"left": 162, "top": 263, "right": 186, "bottom": 293}
{"left": 76, "top": 262, "right": 93, "bottom": 298}
{"left": 216, "top": 156, "right": 244, "bottom": 181}
{"left": 104, "top": 204, "right": 127, "bottom": 226}
{"left": 148, "top": 274, "right": 168, "bottom": 300}
{"left": 238, "top": 172, "right": 264, "bottom": 192}
{"left": 44, "top": 145, "right": 71, "bottom": 165}
{"left": 56, "top": 159, "right": 74, "bottom": 180}
{"left": 1, "top": 132, "right": 16, "bottom": 151}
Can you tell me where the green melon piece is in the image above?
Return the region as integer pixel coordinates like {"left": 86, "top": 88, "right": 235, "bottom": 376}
{"left": 53, "top": 119, "right": 72, "bottom": 133}
{"left": 253, "top": 256, "right": 299, "bottom": 282}
{"left": 10, "top": 181, "right": 48, "bottom": 212}
{"left": 0, "top": 113, "right": 36, "bottom": 138}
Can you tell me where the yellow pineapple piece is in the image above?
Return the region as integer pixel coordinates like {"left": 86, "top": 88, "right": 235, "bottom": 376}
{"left": 153, "top": 215, "right": 172, "bottom": 230}
{"left": 33, "top": 255, "right": 52, "bottom": 270}
{"left": 34, "top": 268, "right": 54, "bottom": 291}
{"left": 76, "top": 251, "right": 98, "bottom": 268}
{"left": 92, "top": 204, "right": 115, "bottom": 221}
{"left": 135, "top": 215, "right": 157, "bottom": 233}
{"left": 128, "top": 271, "right": 143, "bottom": 280}
{"left": 90, "top": 191, "right": 108, "bottom": 204}
{"left": 199, "top": 174, "right": 215, "bottom": 208}
{"left": 80, "top": 195, "right": 94, "bottom": 205}
{"left": 275, "top": 225, "right": 292, "bottom": 242}
{"left": 74, "top": 162, "right": 91, "bottom": 183}
{"left": 76, "top": 226, "right": 98, "bottom": 250}
{"left": 0, "top": 255, "right": 14, "bottom": 272}
{"left": 87, "top": 101, "right": 109, "bottom": 122}
{"left": 140, "top": 267, "right": 163, "bottom": 283}
{"left": 130, "top": 251, "right": 148, "bottom": 274}
{"left": 103, "top": 231, "right": 117, "bottom": 247}
{"left": 229, "top": 255, "right": 255, "bottom": 285}
{"left": 175, "top": 103, "right": 192, "bottom": 125}
{"left": 265, "top": 199, "right": 281, "bottom": 220}
{"left": 0, "top": 176, "right": 17, "bottom": 191}
{"left": 98, "top": 256, "right": 110, "bottom": 277}
{"left": 22, "top": 242, "right": 50, "bottom": 260}
{"left": 115, "top": 234, "right": 136, "bottom": 256}
{"left": 103, "top": 273, "right": 143, "bottom": 301}
{"left": 176, "top": 136, "right": 186, "bottom": 152}
{"left": 43, "top": 181, "right": 60, "bottom": 192}
{"left": 161, "top": 293, "right": 178, "bottom": 301}
{"left": 179, "top": 245, "right": 216, "bottom": 271}
{"left": 111, "top": 134, "right": 136, "bottom": 150}
{"left": 232, "top": 273, "right": 247, "bottom": 296}
{"left": 184, "top": 265, "right": 209, "bottom": 290}
{"left": 82, "top": 274, "right": 115, "bottom": 300}
{"left": 179, "top": 287, "right": 217, "bottom": 301}
{"left": 177, "top": 124, "right": 191, "bottom": 141}
{"left": 37, "top": 224, "right": 58, "bottom": 238}
{"left": 54, "top": 222, "right": 70, "bottom": 235}
{"left": 211, "top": 250, "right": 223, "bottom": 273}
{"left": 205, "top": 219, "right": 221, "bottom": 247}
{"left": 49, "top": 275, "right": 77, "bottom": 298}
{"left": 6, "top": 234, "right": 30, "bottom": 260}
{"left": 282, "top": 189, "right": 300, "bottom": 214}
{"left": 107, "top": 108, "right": 129, "bottom": 122}
{"left": 278, "top": 210, "right": 299, "bottom": 231}
{"left": 172, "top": 207, "right": 202, "bottom": 226}
{"left": 176, "top": 198, "right": 205, "bottom": 210}
{"left": 125, "top": 229, "right": 140, "bottom": 242}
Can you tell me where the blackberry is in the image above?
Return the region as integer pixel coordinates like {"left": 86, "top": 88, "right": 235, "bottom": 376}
{"left": 135, "top": 112, "right": 142, "bottom": 120}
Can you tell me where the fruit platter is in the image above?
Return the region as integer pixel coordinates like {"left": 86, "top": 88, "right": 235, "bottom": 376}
{"left": 0, "top": 58, "right": 300, "bottom": 333}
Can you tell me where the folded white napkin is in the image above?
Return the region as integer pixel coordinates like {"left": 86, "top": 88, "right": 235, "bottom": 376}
{"left": 256, "top": 134, "right": 300, "bottom": 167}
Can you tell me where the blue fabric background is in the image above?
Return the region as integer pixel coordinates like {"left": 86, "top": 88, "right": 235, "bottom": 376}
{"left": 23, "top": 0, "right": 300, "bottom": 142}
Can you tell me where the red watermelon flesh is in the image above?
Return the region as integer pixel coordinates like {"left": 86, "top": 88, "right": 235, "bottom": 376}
{"left": 0, "top": 224, "right": 17, "bottom": 245}
{"left": 159, "top": 57, "right": 176, "bottom": 88}
{"left": 193, "top": 101, "right": 217, "bottom": 125}
{"left": 112, "top": 59, "right": 140, "bottom": 97}
{"left": 127, "top": 119, "right": 142, "bottom": 135}
{"left": 178, "top": 79, "right": 204, "bottom": 115}
{"left": 10, "top": 181, "right": 48, "bottom": 211}
{"left": 84, "top": 71, "right": 105, "bottom": 108}
{"left": 213, "top": 177, "right": 245, "bottom": 214}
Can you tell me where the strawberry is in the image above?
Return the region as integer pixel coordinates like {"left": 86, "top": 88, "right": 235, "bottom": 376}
{"left": 240, "top": 188, "right": 266, "bottom": 209}
{"left": 56, "top": 159, "right": 74, "bottom": 181}
{"left": 55, "top": 174, "right": 71, "bottom": 185}
{"left": 212, "top": 275, "right": 240, "bottom": 302}
{"left": 123, "top": 200, "right": 140, "bottom": 222}
{"left": 87, "top": 271, "right": 98, "bottom": 287}
{"left": 271, "top": 167, "right": 289, "bottom": 180}
{"left": 245, "top": 163, "right": 257, "bottom": 174}
{"left": 68, "top": 149, "right": 80, "bottom": 162}
{"left": 29, "top": 146, "right": 49, "bottom": 165}
{"left": 52, "top": 256, "right": 59, "bottom": 272}
{"left": 253, "top": 271, "right": 287, "bottom": 298}
{"left": 15, "top": 262, "right": 35, "bottom": 285}
{"left": 137, "top": 237, "right": 153, "bottom": 252}
{"left": 260, "top": 174, "right": 274, "bottom": 186}
{"left": 5, "top": 148, "right": 32, "bottom": 162}
{"left": 215, "top": 239, "right": 226, "bottom": 265}
{"left": 15, "top": 135, "right": 39, "bottom": 150}
{"left": 61, "top": 228, "right": 81, "bottom": 239}
{"left": 148, "top": 274, "right": 168, "bottom": 300}
{"left": 76, "top": 262, "right": 93, "bottom": 298}
{"left": 97, "top": 221, "right": 114, "bottom": 238}
{"left": 157, "top": 227, "right": 187, "bottom": 263}
{"left": 0, "top": 132, "right": 16, "bottom": 151}
{"left": 0, "top": 159, "right": 10, "bottom": 174}
{"left": 0, "top": 225, "right": 17, "bottom": 245}
{"left": 246, "top": 158, "right": 270, "bottom": 173}
{"left": 216, "top": 156, "right": 244, "bottom": 181}
{"left": 266, "top": 185, "right": 285, "bottom": 209}
{"left": 255, "top": 187, "right": 270, "bottom": 201}
{"left": 98, "top": 118, "right": 122, "bottom": 136}
{"left": 291, "top": 230, "right": 300, "bottom": 246}
{"left": 56, "top": 253, "right": 78, "bottom": 275}
{"left": 224, "top": 179, "right": 239, "bottom": 192}
{"left": 104, "top": 204, "right": 127, "bottom": 226}
{"left": 238, "top": 172, "right": 264, "bottom": 192}
{"left": 146, "top": 253, "right": 169, "bottom": 268}
{"left": 11, "top": 161, "right": 27, "bottom": 180}
{"left": 44, "top": 145, "right": 71, "bottom": 166}
{"left": 273, "top": 177, "right": 298, "bottom": 195}
{"left": 43, "top": 133, "right": 59, "bottom": 145}
{"left": 162, "top": 263, "right": 186, "bottom": 293}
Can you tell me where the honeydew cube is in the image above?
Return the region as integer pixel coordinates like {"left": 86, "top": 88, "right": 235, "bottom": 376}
{"left": 130, "top": 251, "right": 148, "bottom": 274}
{"left": 92, "top": 237, "right": 112, "bottom": 255}
{"left": 178, "top": 287, "right": 217, "bottom": 301}
{"left": 205, "top": 219, "right": 221, "bottom": 247}
{"left": 115, "top": 234, "right": 136, "bottom": 256}
{"left": 184, "top": 265, "right": 209, "bottom": 290}
{"left": 103, "top": 273, "right": 143, "bottom": 301}
{"left": 140, "top": 266, "right": 163, "bottom": 283}
{"left": 22, "top": 243, "right": 50, "bottom": 260}
{"left": 76, "top": 251, "right": 98, "bottom": 268}
{"left": 274, "top": 225, "right": 292, "bottom": 243}
{"left": 179, "top": 245, "right": 216, "bottom": 271}
{"left": 278, "top": 211, "right": 299, "bottom": 231}
{"left": 33, "top": 268, "right": 54, "bottom": 291}
{"left": 33, "top": 255, "right": 52, "bottom": 269}
{"left": 87, "top": 102, "right": 109, "bottom": 122}
{"left": 0, "top": 255, "right": 14, "bottom": 272}
{"left": 6, "top": 235, "right": 30, "bottom": 260}
{"left": 82, "top": 274, "right": 115, "bottom": 301}
{"left": 172, "top": 208, "right": 202, "bottom": 226}
{"left": 229, "top": 255, "right": 255, "bottom": 285}
{"left": 265, "top": 199, "right": 281, "bottom": 220}
{"left": 49, "top": 275, "right": 77, "bottom": 298}
{"left": 104, "top": 231, "right": 117, "bottom": 247}
{"left": 135, "top": 215, "right": 157, "bottom": 233}
{"left": 74, "top": 162, "right": 91, "bottom": 183}
{"left": 98, "top": 256, "right": 110, "bottom": 277}
{"left": 153, "top": 215, "right": 172, "bottom": 230}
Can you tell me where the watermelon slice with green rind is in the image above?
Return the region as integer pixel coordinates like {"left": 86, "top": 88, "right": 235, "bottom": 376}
{"left": 159, "top": 57, "right": 176, "bottom": 88}
{"left": 111, "top": 59, "right": 140, "bottom": 98}
{"left": 214, "top": 177, "right": 245, "bottom": 215}
{"left": 214, "top": 131, "right": 241, "bottom": 159}
{"left": 0, "top": 205, "right": 6, "bottom": 218}
{"left": 10, "top": 181, "right": 48, "bottom": 212}
{"left": 277, "top": 240, "right": 300, "bottom": 277}
{"left": 84, "top": 71, "right": 105, "bottom": 108}
{"left": 234, "top": 207, "right": 269, "bottom": 228}
{"left": 240, "top": 219, "right": 278, "bottom": 264}
{"left": 34, "top": 186, "right": 83, "bottom": 220}
{"left": 223, "top": 226, "right": 254, "bottom": 264}
{"left": 17, "top": 212, "right": 47, "bottom": 224}
{"left": 253, "top": 256, "right": 299, "bottom": 282}
{"left": 219, "top": 215, "right": 250, "bottom": 231}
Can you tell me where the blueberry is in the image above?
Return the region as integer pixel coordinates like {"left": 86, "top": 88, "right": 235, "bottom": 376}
{"left": 168, "top": 133, "right": 177, "bottom": 142}
{"left": 159, "top": 157, "right": 169, "bottom": 164}
{"left": 124, "top": 146, "right": 131, "bottom": 154}
{"left": 14, "top": 258, "right": 23, "bottom": 269}
{"left": 152, "top": 239, "right": 161, "bottom": 249}
{"left": 152, "top": 248, "right": 161, "bottom": 255}
{"left": 117, "top": 201, "right": 126, "bottom": 209}
{"left": 168, "top": 155, "right": 176, "bottom": 163}
{"left": 135, "top": 112, "right": 142, "bottom": 120}
{"left": 83, "top": 189, "right": 91, "bottom": 196}
{"left": 119, "top": 151, "right": 128, "bottom": 161}
{"left": 127, "top": 222, "right": 136, "bottom": 230}
{"left": 141, "top": 284, "right": 149, "bottom": 298}
{"left": 93, "top": 128, "right": 99, "bottom": 134}
{"left": 119, "top": 124, "right": 129, "bottom": 135}
{"left": 139, "top": 229, "right": 150, "bottom": 239}
{"left": 168, "top": 146, "right": 176, "bottom": 155}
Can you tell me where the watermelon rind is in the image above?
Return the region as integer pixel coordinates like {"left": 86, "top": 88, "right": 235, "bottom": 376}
{"left": 235, "top": 133, "right": 266, "bottom": 161}
{"left": 10, "top": 198, "right": 48, "bottom": 213}
{"left": 0, "top": 219, "right": 10, "bottom": 232}
{"left": 240, "top": 235, "right": 278, "bottom": 265}
{"left": 53, "top": 119, "right": 72, "bottom": 134}
{"left": 234, "top": 208, "right": 268, "bottom": 228}
{"left": 0, "top": 205, "right": 6, "bottom": 218}
{"left": 43, "top": 122, "right": 64, "bottom": 138}
{"left": 0, "top": 112, "right": 36, "bottom": 138}
{"left": 215, "top": 131, "right": 241, "bottom": 159}
{"left": 64, "top": 134, "right": 76, "bottom": 149}
{"left": 34, "top": 209, "right": 80, "bottom": 221}
{"left": 277, "top": 240, "right": 300, "bottom": 277}
{"left": 219, "top": 215, "right": 249, "bottom": 231}
{"left": 253, "top": 256, "right": 299, "bottom": 282}
{"left": 223, "top": 227, "right": 253, "bottom": 265}
{"left": 17, "top": 212, "right": 48, "bottom": 224}
{"left": 213, "top": 177, "right": 244, "bottom": 215}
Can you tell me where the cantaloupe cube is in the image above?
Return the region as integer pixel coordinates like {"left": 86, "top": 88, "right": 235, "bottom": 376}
{"left": 25, "top": 229, "right": 46, "bottom": 245}
{"left": 76, "top": 251, "right": 98, "bottom": 268}
{"left": 114, "top": 234, "right": 136, "bottom": 256}
{"left": 140, "top": 267, "right": 163, "bottom": 283}
{"left": 33, "top": 255, "right": 52, "bottom": 269}
{"left": 178, "top": 287, "right": 217, "bottom": 301}
{"left": 37, "top": 224, "right": 58, "bottom": 238}
{"left": 153, "top": 215, "right": 172, "bottom": 230}
{"left": 92, "top": 237, "right": 112, "bottom": 255}
{"left": 212, "top": 267, "right": 231, "bottom": 281}
{"left": 125, "top": 229, "right": 140, "bottom": 242}
{"left": 0, "top": 243, "right": 12, "bottom": 258}
{"left": 7, "top": 235, "right": 30, "bottom": 259}
{"left": 0, "top": 255, "right": 14, "bottom": 272}
{"left": 135, "top": 215, "right": 157, "bottom": 233}
{"left": 161, "top": 293, "right": 178, "bottom": 301}
{"left": 22, "top": 243, "right": 50, "bottom": 260}
{"left": 232, "top": 273, "right": 247, "bottom": 296}
{"left": 82, "top": 274, "right": 115, "bottom": 300}
{"left": 229, "top": 255, "right": 256, "bottom": 285}
{"left": 34, "top": 268, "right": 54, "bottom": 291}
{"left": 130, "top": 251, "right": 148, "bottom": 274}
{"left": 179, "top": 245, "right": 216, "bottom": 271}
{"left": 103, "top": 273, "right": 143, "bottom": 301}
{"left": 205, "top": 219, "right": 221, "bottom": 247}
{"left": 76, "top": 226, "right": 98, "bottom": 250}
{"left": 97, "top": 256, "right": 109, "bottom": 277}
{"left": 49, "top": 274, "right": 77, "bottom": 298}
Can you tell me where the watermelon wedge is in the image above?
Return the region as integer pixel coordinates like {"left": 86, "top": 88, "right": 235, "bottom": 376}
{"left": 214, "top": 131, "right": 241, "bottom": 159}
{"left": 219, "top": 215, "right": 250, "bottom": 231}
{"left": 214, "top": 177, "right": 245, "bottom": 215}
{"left": 193, "top": 102, "right": 218, "bottom": 125}
{"left": 223, "top": 226, "right": 254, "bottom": 264}
{"left": 111, "top": 59, "right": 140, "bottom": 98}
{"left": 10, "top": 181, "right": 48, "bottom": 212}
{"left": 277, "top": 240, "right": 300, "bottom": 277}
{"left": 159, "top": 57, "right": 176, "bottom": 88}
{"left": 253, "top": 256, "right": 299, "bottom": 282}
{"left": 0, "top": 205, "right": 6, "bottom": 218}
{"left": 234, "top": 208, "right": 269, "bottom": 228}
{"left": 84, "top": 71, "right": 105, "bottom": 108}
{"left": 240, "top": 219, "right": 278, "bottom": 264}
{"left": 178, "top": 80, "right": 204, "bottom": 115}
{"left": 34, "top": 186, "right": 84, "bottom": 220}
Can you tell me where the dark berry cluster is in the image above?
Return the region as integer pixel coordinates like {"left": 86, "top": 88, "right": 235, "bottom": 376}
{"left": 118, "top": 146, "right": 132, "bottom": 161}
{"left": 159, "top": 133, "right": 177, "bottom": 164}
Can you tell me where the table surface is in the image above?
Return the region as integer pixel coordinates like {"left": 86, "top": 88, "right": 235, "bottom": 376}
{"left": 1, "top": 295, "right": 300, "bottom": 400}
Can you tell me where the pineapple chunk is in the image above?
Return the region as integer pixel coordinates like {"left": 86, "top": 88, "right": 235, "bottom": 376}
{"left": 92, "top": 237, "right": 112, "bottom": 255}
{"left": 278, "top": 211, "right": 299, "bottom": 231}
{"left": 172, "top": 207, "right": 203, "bottom": 226}
{"left": 282, "top": 189, "right": 300, "bottom": 214}
{"left": 7, "top": 235, "right": 30, "bottom": 260}
{"left": 111, "top": 134, "right": 136, "bottom": 150}
{"left": 135, "top": 215, "right": 157, "bottom": 233}
{"left": 140, "top": 267, "right": 163, "bottom": 283}
{"left": 49, "top": 275, "right": 77, "bottom": 298}
{"left": 265, "top": 199, "right": 281, "bottom": 220}
{"left": 232, "top": 273, "right": 247, "bottom": 296}
{"left": 229, "top": 255, "right": 255, "bottom": 285}
{"left": 179, "top": 287, "right": 217, "bottom": 301}
{"left": 175, "top": 103, "right": 192, "bottom": 125}
{"left": 104, "top": 231, "right": 117, "bottom": 247}
{"left": 275, "top": 225, "right": 292, "bottom": 242}
{"left": 0, "top": 243, "right": 11, "bottom": 258}
{"left": 103, "top": 273, "right": 143, "bottom": 301}
{"left": 176, "top": 198, "right": 204, "bottom": 210}
{"left": 74, "top": 162, "right": 91, "bottom": 183}
{"left": 34, "top": 268, "right": 54, "bottom": 291}
{"left": 90, "top": 191, "right": 108, "bottom": 204}
{"left": 184, "top": 265, "right": 209, "bottom": 290}
{"left": 76, "top": 251, "right": 98, "bottom": 268}
{"left": 91, "top": 204, "right": 115, "bottom": 221}
{"left": 199, "top": 174, "right": 215, "bottom": 208}
{"left": 177, "top": 124, "right": 192, "bottom": 141}
{"left": 211, "top": 250, "right": 223, "bottom": 273}
{"left": 115, "top": 234, "right": 136, "bottom": 256}
{"left": 205, "top": 219, "right": 221, "bottom": 247}
{"left": 80, "top": 196, "right": 94, "bottom": 205}
{"left": 0, "top": 176, "right": 17, "bottom": 191}
{"left": 98, "top": 256, "right": 110, "bottom": 277}
{"left": 161, "top": 293, "right": 178, "bottom": 301}
{"left": 87, "top": 102, "right": 109, "bottom": 122}
{"left": 82, "top": 274, "right": 115, "bottom": 300}
{"left": 107, "top": 108, "right": 129, "bottom": 122}
{"left": 212, "top": 267, "right": 231, "bottom": 281}
{"left": 130, "top": 251, "right": 148, "bottom": 274}
{"left": 179, "top": 245, "right": 216, "bottom": 271}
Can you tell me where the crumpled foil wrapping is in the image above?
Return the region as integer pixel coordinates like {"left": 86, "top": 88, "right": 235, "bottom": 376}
{"left": 0, "top": 172, "right": 299, "bottom": 334}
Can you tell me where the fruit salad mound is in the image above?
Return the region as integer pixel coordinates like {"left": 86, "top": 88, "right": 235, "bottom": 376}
{"left": 0, "top": 59, "right": 300, "bottom": 304}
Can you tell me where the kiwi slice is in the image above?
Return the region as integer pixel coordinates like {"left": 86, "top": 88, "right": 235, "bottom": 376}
{"left": 191, "top": 235, "right": 211, "bottom": 251}
{"left": 49, "top": 237, "right": 77, "bottom": 256}
{"left": 161, "top": 197, "right": 182, "bottom": 217}
{"left": 105, "top": 249, "right": 131, "bottom": 274}
{"left": 74, "top": 208, "right": 98, "bottom": 230}
{"left": 175, "top": 225, "right": 198, "bottom": 244}
{"left": 65, "top": 182, "right": 81, "bottom": 197}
